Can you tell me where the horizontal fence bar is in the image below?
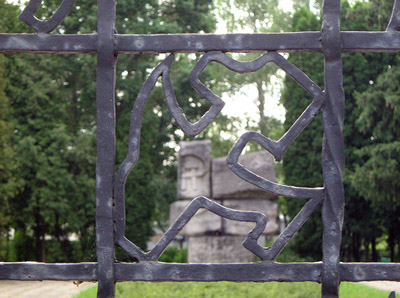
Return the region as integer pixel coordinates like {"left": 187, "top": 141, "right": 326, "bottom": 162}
{"left": 340, "top": 263, "right": 400, "bottom": 281}
{"left": 115, "top": 262, "right": 322, "bottom": 282}
{"left": 1, "top": 32, "right": 400, "bottom": 54}
{"left": 116, "top": 32, "right": 321, "bottom": 53}
{"left": 0, "top": 263, "right": 97, "bottom": 280}
{"left": 1, "top": 262, "right": 400, "bottom": 282}
{"left": 341, "top": 32, "right": 400, "bottom": 52}
{"left": 0, "top": 34, "right": 97, "bottom": 53}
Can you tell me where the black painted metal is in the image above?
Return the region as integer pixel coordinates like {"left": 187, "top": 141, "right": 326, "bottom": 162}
{"left": 0, "top": 0, "right": 399, "bottom": 297}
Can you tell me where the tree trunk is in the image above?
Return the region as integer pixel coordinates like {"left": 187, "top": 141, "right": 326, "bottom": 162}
{"left": 256, "top": 80, "right": 267, "bottom": 135}
{"left": 371, "top": 237, "right": 378, "bottom": 262}
{"left": 388, "top": 226, "right": 395, "bottom": 261}
{"left": 364, "top": 239, "right": 370, "bottom": 262}
{"left": 6, "top": 227, "right": 9, "bottom": 261}
{"left": 352, "top": 232, "right": 361, "bottom": 261}
{"left": 40, "top": 232, "right": 46, "bottom": 262}
{"left": 34, "top": 207, "right": 46, "bottom": 262}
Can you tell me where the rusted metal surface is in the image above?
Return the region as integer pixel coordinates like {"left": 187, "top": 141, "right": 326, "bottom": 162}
{"left": 1, "top": 0, "right": 400, "bottom": 297}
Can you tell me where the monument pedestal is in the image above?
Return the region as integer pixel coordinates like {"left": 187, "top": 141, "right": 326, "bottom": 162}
{"left": 188, "top": 235, "right": 266, "bottom": 263}
{"left": 172, "top": 140, "right": 280, "bottom": 263}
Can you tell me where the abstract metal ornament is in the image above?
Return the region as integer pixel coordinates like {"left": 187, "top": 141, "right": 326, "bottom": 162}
{"left": 19, "top": 0, "right": 76, "bottom": 33}
{"left": 227, "top": 52, "right": 324, "bottom": 199}
{"left": 117, "top": 196, "right": 269, "bottom": 261}
{"left": 0, "top": 0, "right": 400, "bottom": 296}
{"left": 223, "top": 52, "right": 325, "bottom": 260}
{"left": 115, "top": 51, "right": 317, "bottom": 261}
{"left": 113, "top": 53, "right": 225, "bottom": 256}
{"left": 388, "top": 0, "right": 400, "bottom": 31}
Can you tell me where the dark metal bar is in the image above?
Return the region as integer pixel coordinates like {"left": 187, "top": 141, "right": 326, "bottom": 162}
{"left": 116, "top": 33, "right": 322, "bottom": 53}
{"left": 115, "top": 262, "right": 322, "bottom": 282}
{"left": 2, "top": 32, "right": 400, "bottom": 54}
{"left": 341, "top": 32, "right": 400, "bottom": 52}
{"left": 0, "top": 32, "right": 321, "bottom": 53}
{"left": 321, "top": 0, "right": 346, "bottom": 296}
{"left": 0, "top": 34, "right": 97, "bottom": 53}
{"left": 340, "top": 263, "right": 400, "bottom": 281}
{"left": 114, "top": 262, "right": 400, "bottom": 282}
{"left": 2, "top": 262, "right": 400, "bottom": 283}
{"left": 95, "top": 0, "right": 117, "bottom": 296}
{"left": 0, "top": 263, "right": 97, "bottom": 280}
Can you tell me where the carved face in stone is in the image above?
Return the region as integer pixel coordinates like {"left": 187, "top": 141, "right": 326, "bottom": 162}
{"left": 181, "top": 155, "right": 204, "bottom": 193}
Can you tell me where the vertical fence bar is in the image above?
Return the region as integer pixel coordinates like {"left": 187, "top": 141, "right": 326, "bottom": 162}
{"left": 321, "top": 0, "right": 345, "bottom": 297}
{"left": 96, "top": 0, "right": 117, "bottom": 296}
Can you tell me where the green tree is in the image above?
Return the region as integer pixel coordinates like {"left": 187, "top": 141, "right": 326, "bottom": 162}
{"left": 2, "top": 0, "right": 217, "bottom": 262}
{"left": 280, "top": 7, "right": 324, "bottom": 259}
{"left": 0, "top": 54, "right": 21, "bottom": 261}
{"left": 281, "top": 0, "right": 397, "bottom": 261}
{"left": 214, "top": 0, "right": 288, "bottom": 140}
{"left": 352, "top": 65, "right": 400, "bottom": 261}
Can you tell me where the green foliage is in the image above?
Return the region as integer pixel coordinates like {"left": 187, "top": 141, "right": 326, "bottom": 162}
{"left": 216, "top": 0, "right": 290, "bottom": 32}
{"left": 0, "top": 55, "right": 18, "bottom": 260}
{"left": 74, "top": 281, "right": 391, "bottom": 298}
{"left": 351, "top": 64, "right": 400, "bottom": 260}
{"left": 213, "top": 0, "right": 287, "bottom": 158}
{"left": 158, "top": 246, "right": 187, "bottom": 263}
{"left": 339, "top": 0, "right": 397, "bottom": 262}
{"left": 12, "top": 230, "right": 35, "bottom": 261}
{"left": 0, "top": 0, "right": 29, "bottom": 261}
{"left": 202, "top": 114, "right": 241, "bottom": 158}
{"left": 281, "top": 7, "right": 324, "bottom": 260}
{"left": 281, "top": 0, "right": 399, "bottom": 261}
{"left": 1, "top": 0, "right": 217, "bottom": 262}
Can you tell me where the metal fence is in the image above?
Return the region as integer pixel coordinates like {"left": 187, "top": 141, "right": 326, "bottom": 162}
{"left": 0, "top": 0, "right": 399, "bottom": 297}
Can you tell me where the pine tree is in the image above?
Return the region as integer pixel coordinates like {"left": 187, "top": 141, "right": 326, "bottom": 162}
{"left": 281, "top": 0, "right": 396, "bottom": 261}
{"left": 2, "top": 0, "right": 217, "bottom": 261}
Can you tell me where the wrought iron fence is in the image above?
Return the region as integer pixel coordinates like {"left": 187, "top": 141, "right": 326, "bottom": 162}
{"left": 0, "top": 0, "right": 399, "bottom": 297}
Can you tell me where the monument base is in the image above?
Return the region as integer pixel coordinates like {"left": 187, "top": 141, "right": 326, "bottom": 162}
{"left": 187, "top": 235, "right": 266, "bottom": 263}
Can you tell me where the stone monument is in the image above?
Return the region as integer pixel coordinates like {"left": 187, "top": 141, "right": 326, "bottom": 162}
{"left": 170, "top": 140, "right": 279, "bottom": 263}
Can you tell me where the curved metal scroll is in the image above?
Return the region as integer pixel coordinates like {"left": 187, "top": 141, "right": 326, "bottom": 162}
{"left": 227, "top": 52, "right": 324, "bottom": 199}
{"left": 115, "top": 51, "right": 325, "bottom": 261}
{"left": 388, "top": 0, "right": 400, "bottom": 31}
{"left": 224, "top": 53, "right": 326, "bottom": 259}
{"left": 19, "top": 0, "right": 76, "bottom": 33}
{"left": 228, "top": 132, "right": 324, "bottom": 199}
{"left": 118, "top": 197, "right": 269, "bottom": 261}
{"left": 113, "top": 53, "right": 223, "bottom": 252}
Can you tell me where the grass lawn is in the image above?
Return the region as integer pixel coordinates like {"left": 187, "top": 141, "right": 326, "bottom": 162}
{"left": 75, "top": 281, "right": 391, "bottom": 298}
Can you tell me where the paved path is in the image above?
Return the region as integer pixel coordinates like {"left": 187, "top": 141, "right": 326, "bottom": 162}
{"left": 361, "top": 281, "right": 400, "bottom": 294}
{"left": 0, "top": 281, "right": 95, "bottom": 298}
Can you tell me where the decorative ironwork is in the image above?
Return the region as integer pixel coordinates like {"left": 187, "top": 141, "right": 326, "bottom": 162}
{"left": 0, "top": 0, "right": 399, "bottom": 297}
{"left": 19, "top": 0, "right": 77, "bottom": 33}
